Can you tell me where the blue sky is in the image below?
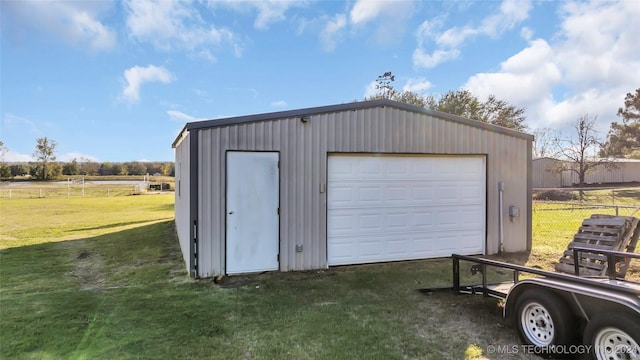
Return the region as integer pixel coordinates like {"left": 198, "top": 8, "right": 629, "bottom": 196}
{"left": 1, "top": 0, "right": 639, "bottom": 162}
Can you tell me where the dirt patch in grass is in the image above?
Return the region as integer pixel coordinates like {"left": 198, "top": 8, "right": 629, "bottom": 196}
{"left": 71, "top": 246, "right": 107, "bottom": 291}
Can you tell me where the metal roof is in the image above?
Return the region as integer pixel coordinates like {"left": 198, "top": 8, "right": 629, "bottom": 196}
{"left": 172, "top": 98, "right": 533, "bottom": 148}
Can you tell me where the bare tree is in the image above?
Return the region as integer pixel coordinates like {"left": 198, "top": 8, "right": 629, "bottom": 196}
{"left": 0, "top": 140, "right": 7, "bottom": 164}
{"left": 554, "top": 115, "right": 609, "bottom": 200}
{"left": 532, "top": 128, "right": 560, "bottom": 158}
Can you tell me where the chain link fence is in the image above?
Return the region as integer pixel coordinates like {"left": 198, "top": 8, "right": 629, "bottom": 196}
{"left": 532, "top": 201, "right": 640, "bottom": 248}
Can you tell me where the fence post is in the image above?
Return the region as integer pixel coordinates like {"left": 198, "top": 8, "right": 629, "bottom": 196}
{"left": 611, "top": 189, "right": 614, "bottom": 205}
{"left": 9, "top": 189, "right": 11, "bottom": 199}
{"left": 39, "top": 188, "right": 43, "bottom": 198}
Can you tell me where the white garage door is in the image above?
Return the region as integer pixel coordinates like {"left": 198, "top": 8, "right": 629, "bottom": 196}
{"left": 327, "top": 155, "right": 485, "bottom": 266}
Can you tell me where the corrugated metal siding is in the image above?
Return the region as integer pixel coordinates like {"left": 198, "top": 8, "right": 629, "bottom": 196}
{"left": 570, "top": 162, "right": 640, "bottom": 185}
{"left": 195, "top": 105, "right": 531, "bottom": 277}
{"left": 533, "top": 158, "right": 563, "bottom": 188}
{"left": 533, "top": 159, "right": 640, "bottom": 188}
{"left": 174, "top": 132, "right": 191, "bottom": 273}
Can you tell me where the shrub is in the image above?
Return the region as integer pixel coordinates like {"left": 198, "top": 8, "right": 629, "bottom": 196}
{"left": 532, "top": 189, "right": 574, "bottom": 201}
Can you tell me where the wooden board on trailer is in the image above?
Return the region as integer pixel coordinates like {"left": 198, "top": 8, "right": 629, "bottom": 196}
{"left": 555, "top": 214, "right": 640, "bottom": 277}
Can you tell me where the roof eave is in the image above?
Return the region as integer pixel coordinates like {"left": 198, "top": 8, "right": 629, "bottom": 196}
{"left": 171, "top": 99, "right": 534, "bottom": 146}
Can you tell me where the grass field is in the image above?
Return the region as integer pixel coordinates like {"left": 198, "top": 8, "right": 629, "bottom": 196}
{"left": 1, "top": 188, "right": 639, "bottom": 359}
{"left": 529, "top": 187, "right": 640, "bottom": 274}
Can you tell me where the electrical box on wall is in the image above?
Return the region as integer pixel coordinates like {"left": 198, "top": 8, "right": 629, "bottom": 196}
{"left": 509, "top": 206, "right": 520, "bottom": 222}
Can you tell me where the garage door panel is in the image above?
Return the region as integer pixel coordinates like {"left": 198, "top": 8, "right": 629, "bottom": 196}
{"left": 387, "top": 212, "right": 409, "bottom": 229}
{"left": 412, "top": 186, "right": 435, "bottom": 201}
{"left": 437, "top": 185, "right": 459, "bottom": 201}
{"left": 387, "top": 186, "right": 409, "bottom": 201}
{"left": 462, "top": 184, "right": 484, "bottom": 200}
{"left": 327, "top": 213, "right": 354, "bottom": 233}
{"left": 387, "top": 238, "right": 410, "bottom": 255}
{"left": 359, "top": 186, "right": 383, "bottom": 203}
{"left": 328, "top": 155, "right": 485, "bottom": 266}
{"left": 411, "top": 211, "right": 436, "bottom": 229}
{"left": 329, "top": 185, "right": 353, "bottom": 204}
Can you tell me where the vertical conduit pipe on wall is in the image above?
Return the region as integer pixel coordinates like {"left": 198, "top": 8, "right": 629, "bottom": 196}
{"left": 498, "top": 182, "right": 504, "bottom": 253}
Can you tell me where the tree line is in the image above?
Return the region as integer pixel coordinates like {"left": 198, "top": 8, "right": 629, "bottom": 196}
{"left": 0, "top": 139, "right": 174, "bottom": 180}
{"left": 0, "top": 159, "right": 175, "bottom": 180}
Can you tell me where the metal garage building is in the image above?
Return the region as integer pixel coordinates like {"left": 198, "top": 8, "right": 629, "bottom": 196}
{"left": 173, "top": 99, "right": 533, "bottom": 278}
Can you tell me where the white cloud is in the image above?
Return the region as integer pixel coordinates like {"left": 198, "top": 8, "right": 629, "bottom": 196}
{"left": 463, "top": 0, "right": 640, "bottom": 132}
{"left": 363, "top": 80, "right": 378, "bottom": 98}
{"left": 2, "top": 0, "right": 115, "bottom": 51}
{"left": 414, "top": 0, "right": 532, "bottom": 68}
{"left": 271, "top": 100, "right": 288, "bottom": 108}
{"left": 319, "top": 14, "right": 347, "bottom": 52}
{"left": 350, "top": 0, "right": 395, "bottom": 25}
{"left": 2, "top": 113, "right": 41, "bottom": 134}
{"left": 3, "top": 150, "right": 33, "bottom": 162}
{"left": 412, "top": 48, "right": 460, "bottom": 68}
{"left": 210, "top": 0, "right": 306, "bottom": 30}
{"left": 125, "top": 0, "right": 239, "bottom": 58}
{"left": 167, "top": 110, "right": 199, "bottom": 123}
{"left": 59, "top": 152, "right": 99, "bottom": 162}
{"left": 403, "top": 78, "right": 433, "bottom": 93}
{"left": 350, "top": 0, "right": 415, "bottom": 45}
{"left": 122, "top": 65, "right": 175, "bottom": 103}
{"left": 253, "top": 0, "right": 302, "bottom": 30}
{"left": 520, "top": 27, "right": 533, "bottom": 41}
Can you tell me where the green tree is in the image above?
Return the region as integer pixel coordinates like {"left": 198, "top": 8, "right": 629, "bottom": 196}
{"left": 115, "top": 164, "right": 128, "bottom": 176}
{"left": 600, "top": 88, "right": 640, "bottom": 157}
{"left": 0, "top": 141, "right": 8, "bottom": 178}
{"left": 426, "top": 90, "right": 527, "bottom": 131}
{"left": 99, "top": 162, "right": 115, "bottom": 176}
{"left": 62, "top": 159, "right": 79, "bottom": 175}
{"left": 0, "top": 165, "right": 10, "bottom": 178}
{"left": 32, "top": 137, "right": 57, "bottom": 180}
{"left": 366, "top": 72, "right": 527, "bottom": 131}
{"left": 160, "top": 162, "right": 174, "bottom": 176}
{"left": 10, "top": 164, "right": 30, "bottom": 177}
{"left": 126, "top": 161, "right": 147, "bottom": 176}
{"left": 78, "top": 158, "right": 99, "bottom": 175}
{"left": 425, "top": 90, "right": 482, "bottom": 119}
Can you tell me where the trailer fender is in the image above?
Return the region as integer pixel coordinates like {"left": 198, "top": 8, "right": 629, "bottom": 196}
{"left": 504, "top": 278, "right": 640, "bottom": 321}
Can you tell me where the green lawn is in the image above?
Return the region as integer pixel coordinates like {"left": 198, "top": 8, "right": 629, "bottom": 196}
{"left": 529, "top": 187, "right": 640, "bottom": 272}
{"left": 1, "top": 188, "right": 638, "bottom": 359}
{"left": 1, "top": 194, "right": 531, "bottom": 360}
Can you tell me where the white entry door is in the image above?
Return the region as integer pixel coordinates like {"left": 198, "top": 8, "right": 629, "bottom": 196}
{"left": 226, "top": 151, "right": 279, "bottom": 274}
{"left": 327, "top": 155, "right": 486, "bottom": 266}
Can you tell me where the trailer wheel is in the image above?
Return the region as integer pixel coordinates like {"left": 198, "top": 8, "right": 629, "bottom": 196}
{"left": 584, "top": 313, "right": 640, "bottom": 360}
{"left": 514, "top": 290, "right": 574, "bottom": 354}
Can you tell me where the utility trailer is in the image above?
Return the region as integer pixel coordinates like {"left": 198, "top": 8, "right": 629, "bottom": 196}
{"left": 425, "top": 248, "right": 640, "bottom": 359}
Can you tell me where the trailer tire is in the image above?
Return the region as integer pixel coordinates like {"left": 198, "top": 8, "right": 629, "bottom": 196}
{"left": 583, "top": 313, "right": 640, "bottom": 360}
{"left": 514, "top": 289, "right": 575, "bottom": 357}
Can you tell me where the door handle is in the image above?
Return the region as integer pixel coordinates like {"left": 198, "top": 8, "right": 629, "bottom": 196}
{"left": 228, "top": 211, "right": 234, "bottom": 214}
